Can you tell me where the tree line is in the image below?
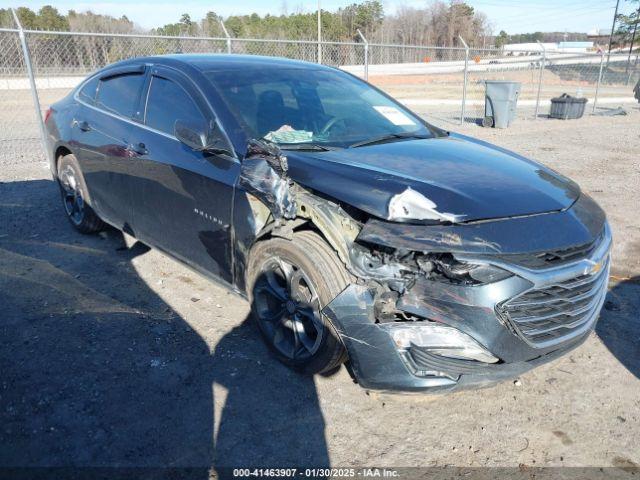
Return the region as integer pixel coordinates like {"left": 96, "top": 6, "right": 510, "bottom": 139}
{"left": 2, "top": 1, "right": 492, "bottom": 48}
{"left": 3, "top": 1, "right": 638, "bottom": 51}
{"left": 0, "top": 7, "right": 134, "bottom": 33}
{"left": 494, "top": 31, "right": 590, "bottom": 48}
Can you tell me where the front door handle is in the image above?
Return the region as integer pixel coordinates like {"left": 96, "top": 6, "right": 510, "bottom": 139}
{"left": 73, "top": 119, "right": 91, "bottom": 132}
{"left": 128, "top": 142, "right": 148, "bottom": 156}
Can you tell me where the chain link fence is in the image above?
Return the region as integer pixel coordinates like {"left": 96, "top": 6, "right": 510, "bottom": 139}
{"left": 1, "top": 21, "right": 639, "bottom": 166}
{"left": 0, "top": 29, "right": 44, "bottom": 166}
{"left": 462, "top": 48, "right": 640, "bottom": 124}
{"left": 363, "top": 44, "right": 470, "bottom": 123}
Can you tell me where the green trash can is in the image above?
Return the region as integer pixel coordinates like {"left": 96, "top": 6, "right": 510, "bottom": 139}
{"left": 483, "top": 81, "right": 521, "bottom": 128}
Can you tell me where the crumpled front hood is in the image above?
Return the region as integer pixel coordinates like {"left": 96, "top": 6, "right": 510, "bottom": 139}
{"left": 284, "top": 133, "right": 580, "bottom": 223}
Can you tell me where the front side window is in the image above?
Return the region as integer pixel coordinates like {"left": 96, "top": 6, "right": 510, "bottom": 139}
{"left": 206, "top": 67, "right": 433, "bottom": 148}
{"left": 95, "top": 72, "right": 145, "bottom": 118}
{"left": 145, "top": 76, "right": 204, "bottom": 136}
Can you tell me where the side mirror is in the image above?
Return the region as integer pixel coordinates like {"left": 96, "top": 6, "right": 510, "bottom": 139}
{"left": 175, "top": 119, "right": 234, "bottom": 157}
{"left": 175, "top": 119, "right": 208, "bottom": 150}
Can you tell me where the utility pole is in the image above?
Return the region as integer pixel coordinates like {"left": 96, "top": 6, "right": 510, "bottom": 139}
{"left": 606, "top": 0, "right": 621, "bottom": 67}
{"left": 317, "top": 0, "right": 322, "bottom": 64}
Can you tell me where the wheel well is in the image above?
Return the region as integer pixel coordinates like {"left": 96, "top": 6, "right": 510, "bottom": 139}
{"left": 253, "top": 217, "right": 317, "bottom": 244}
{"left": 54, "top": 146, "right": 72, "bottom": 168}
{"left": 252, "top": 214, "right": 352, "bottom": 270}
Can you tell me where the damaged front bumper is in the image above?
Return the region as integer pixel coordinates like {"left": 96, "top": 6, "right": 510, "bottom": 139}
{"left": 323, "top": 222, "right": 612, "bottom": 393}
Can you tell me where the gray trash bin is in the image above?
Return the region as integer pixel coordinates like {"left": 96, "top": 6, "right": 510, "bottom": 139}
{"left": 549, "top": 93, "right": 587, "bottom": 119}
{"left": 483, "top": 81, "right": 521, "bottom": 128}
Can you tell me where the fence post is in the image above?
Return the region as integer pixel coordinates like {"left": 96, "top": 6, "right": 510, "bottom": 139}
{"left": 625, "top": 52, "right": 638, "bottom": 86}
{"left": 534, "top": 41, "right": 546, "bottom": 120}
{"left": 357, "top": 29, "right": 368, "bottom": 81}
{"left": 593, "top": 50, "right": 605, "bottom": 113}
{"left": 317, "top": 2, "right": 322, "bottom": 64}
{"left": 219, "top": 20, "right": 231, "bottom": 54}
{"left": 11, "top": 8, "right": 49, "bottom": 163}
{"left": 459, "top": 36, "right": 469, "bottom": 125}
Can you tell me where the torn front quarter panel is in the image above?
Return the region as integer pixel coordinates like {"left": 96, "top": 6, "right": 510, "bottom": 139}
{"left": 293, "top": 191, "right": 413, "bottom": 289}
{"left": 238, "top": 139, "right": 296, "bottom": 220}
{"left": 233, "top": 143, "right": 412, "bottom": 292}
{"left": 357, "top": 193, "right": 606, "bottom": 255}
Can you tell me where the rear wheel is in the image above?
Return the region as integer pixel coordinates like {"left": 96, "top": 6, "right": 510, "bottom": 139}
{"left": 246, "top": 230, "right": 352, "bottom": 374}
{"left": 57, "top": 153, "right": 105, "bottom": 234}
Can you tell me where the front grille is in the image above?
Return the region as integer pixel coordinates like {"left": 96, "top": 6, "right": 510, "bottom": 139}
{"left": 496, "top": 232, "right": 603, "bottom": 269}
{"left": 498, "top": 257, "right": 610, "bottom": 347}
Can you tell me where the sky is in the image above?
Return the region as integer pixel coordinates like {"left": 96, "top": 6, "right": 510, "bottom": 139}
{"left": 5, "top": 0, "right": 638, "bottom": 34}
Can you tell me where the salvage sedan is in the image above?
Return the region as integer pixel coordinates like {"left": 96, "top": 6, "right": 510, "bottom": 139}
{"left": 45, "top": 55, "right": 611, "bottom": 392}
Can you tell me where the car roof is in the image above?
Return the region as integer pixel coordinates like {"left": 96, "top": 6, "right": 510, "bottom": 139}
{"left": 111, "top": 54, "right": 334, "bottom": 73}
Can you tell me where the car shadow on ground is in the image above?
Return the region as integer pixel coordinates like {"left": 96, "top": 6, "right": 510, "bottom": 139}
{"left": 0, "top": 178, "right": 330, "bottom": 476}
{"left": 596, "top": 276, "right": 640, "bottom": 380}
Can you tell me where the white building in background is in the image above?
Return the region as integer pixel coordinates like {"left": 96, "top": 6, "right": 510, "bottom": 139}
{"left": 503, "top": 41, "right": 594, "bottom": 55}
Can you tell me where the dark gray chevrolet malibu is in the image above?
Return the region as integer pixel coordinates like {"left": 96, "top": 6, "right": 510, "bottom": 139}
{"left": 45, "top": 54, "right": 611, "bottom": 392}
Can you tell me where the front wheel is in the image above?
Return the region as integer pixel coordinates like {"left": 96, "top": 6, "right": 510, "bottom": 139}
{"left": 57, "top": 153, "right": 105, "bottom": 234}
{"left": 246, "top": 230, "right": 352, "bottom": 374}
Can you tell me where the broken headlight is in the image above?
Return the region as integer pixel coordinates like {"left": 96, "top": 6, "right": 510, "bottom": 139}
{"left": 385, "top": 323, "right": 499, "bottom": 363}
{"left": 419, "top": 254, "right": 512, "bottom": 285}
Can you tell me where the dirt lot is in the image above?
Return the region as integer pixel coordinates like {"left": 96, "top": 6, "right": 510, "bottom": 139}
{"left": 1, "top": 108, "right": 639, "bottom": 472}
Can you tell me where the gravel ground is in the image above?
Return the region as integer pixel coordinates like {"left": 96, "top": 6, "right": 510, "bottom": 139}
{"left": 0, "top": 107, "right": 639, "bottom": 473}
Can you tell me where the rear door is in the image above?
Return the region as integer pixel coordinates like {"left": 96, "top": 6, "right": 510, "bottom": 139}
{"left": 125, "top": 66, "right": 239, "bottom": 283}
{"left": 72, "top": 66, "right": 146, "bottom": 229}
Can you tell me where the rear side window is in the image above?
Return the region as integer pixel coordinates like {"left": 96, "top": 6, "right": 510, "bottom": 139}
{"left": 78, "top": 76, "right": 99, "bottom": 103}
{"left": 145, "top": 76, "right": 204, "bottom": 136}
{"left": 96, "top": 72, "right": 145, "bottom": 118}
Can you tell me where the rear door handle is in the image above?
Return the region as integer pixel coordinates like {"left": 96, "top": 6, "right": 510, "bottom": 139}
{"left": 73, "top": 119, "right": 91, "bottom": 132}
{"left": 128, "top": 142, "right": 148, "bottom": 155}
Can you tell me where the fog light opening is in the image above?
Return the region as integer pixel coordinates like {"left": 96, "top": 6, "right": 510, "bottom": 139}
{"left": 385, "top": 323, "right": 499, "bottom": 364}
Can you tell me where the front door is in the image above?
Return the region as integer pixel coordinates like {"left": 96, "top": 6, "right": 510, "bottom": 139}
{"left": 125, "top": 67, "right": 238, "bottom": 283}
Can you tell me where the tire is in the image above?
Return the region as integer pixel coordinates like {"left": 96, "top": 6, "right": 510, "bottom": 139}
{"left": 246, "top": 230, "right": 352, "bottom": 375}
{"left": 482, "top": 116, "right": 495, "bottom": 128}
{"left": 57, "top": 153, "right": 105, "bottom": 234}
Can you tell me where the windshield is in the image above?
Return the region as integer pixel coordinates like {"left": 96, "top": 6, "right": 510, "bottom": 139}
{"left": 205, "top": 67, "right": 433, "bottom": 148}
